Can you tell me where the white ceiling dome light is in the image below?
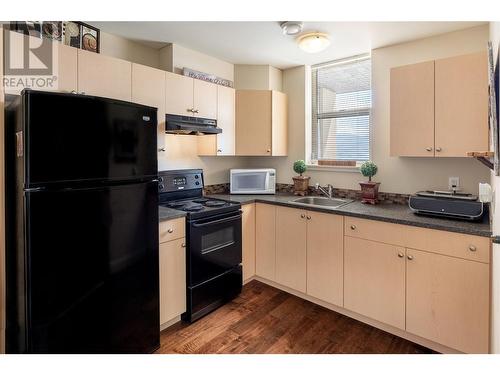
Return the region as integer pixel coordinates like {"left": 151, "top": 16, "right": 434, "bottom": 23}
{"left": 297, "top": 32, "right": 331, "bottom": 53}
{"left": 280, "top": 21, "right": 303, "bottom": 36}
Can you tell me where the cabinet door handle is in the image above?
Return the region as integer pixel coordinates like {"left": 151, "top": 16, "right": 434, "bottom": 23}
{"left": 181, "top": 243, "right": 186, "bottom": 248}
{"left": 167, "top": 228, "right": 173, "bottom": 233}
{"left": 397, "top": 252, "right": 404, "bottom": 258}
{"left": 193, "top": 109, "right": 199, "bottom": 114}
{"left": 350, "top": 225, "right": 356, "bottom": 230}
{"left": 187, "top": 108, "right": 194, "bottom": 113}
{"left": 217, "top": 149, "right": 222, "bottom": 153}
{"left": 426, "top": 147, "right": 433, "bottom": 152}
{"left": 266, "top": 149, "right": 271, "bottom": 153}
{"left": 436, "top": 147, "right": 442, "bottom": 152}
{"left": 306, "top": 215, "right": 311, "bottom": 220}
{"left": 300, "top": 214, "right": 306, "bottom": 218}
{"left": 469, "top": 245, "right": 477, "bottom": 252}
{"left": 407, "top": 255, "right": 414, "bottom": 260}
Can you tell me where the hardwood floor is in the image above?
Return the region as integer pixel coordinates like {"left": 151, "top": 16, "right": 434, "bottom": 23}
{"left": 157, "top": 280, "right": 435, "bottom": 354}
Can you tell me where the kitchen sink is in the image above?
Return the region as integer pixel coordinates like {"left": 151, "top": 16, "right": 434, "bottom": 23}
{"left": 289, "top": 196, "right": 353, "bottom": 209}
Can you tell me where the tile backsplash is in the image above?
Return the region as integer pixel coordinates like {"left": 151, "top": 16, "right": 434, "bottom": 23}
{"left": 204, "top": 183, "right": 410, "bottom": 205}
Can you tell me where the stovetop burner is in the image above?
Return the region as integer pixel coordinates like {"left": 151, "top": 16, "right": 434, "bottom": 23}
{"left": 192, "top": 198, "right": 209, "bottom": 203}
{"left": 204, "top": 200, "right": 227, "bottom": 207}
{"left": 183, "top": 203, "right": 204, "bottom": 212}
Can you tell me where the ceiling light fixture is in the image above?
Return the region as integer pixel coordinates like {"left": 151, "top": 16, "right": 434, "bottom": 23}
{"left": 297, "top": 32, "right": 330, "bottom": 53}
{"left": 280, "top": 21, "right": 303, "bottom": 36}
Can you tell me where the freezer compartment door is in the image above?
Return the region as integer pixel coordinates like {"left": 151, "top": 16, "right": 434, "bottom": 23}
{"left": 23, "top": 91, "right": 157, "bottom": 186}
{"left": 25, "top": 181, "right": 159, "bottom": 353}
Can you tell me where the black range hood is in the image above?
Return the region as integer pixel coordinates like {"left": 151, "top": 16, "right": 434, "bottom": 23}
{"left": 165, "top": 114, "right": 222, "bottom": 135}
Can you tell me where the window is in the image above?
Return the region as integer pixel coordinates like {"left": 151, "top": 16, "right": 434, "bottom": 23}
{"left": 311, "top": 55, "right": 371, "bottom": 166}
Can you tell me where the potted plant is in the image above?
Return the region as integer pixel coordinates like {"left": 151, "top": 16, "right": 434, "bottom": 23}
{"left": 292, "top": 160, "right": 310, "bottom": 196}
{"left": 359, "top": 161, "right": 380, "bottom": 204}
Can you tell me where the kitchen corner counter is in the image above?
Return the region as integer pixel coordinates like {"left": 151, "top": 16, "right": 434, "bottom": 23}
{"left": 159, "top": 206, "right": 187, "bottom": 222}
{"left": 207, "top": 193, "right": 492, "bottom": 238}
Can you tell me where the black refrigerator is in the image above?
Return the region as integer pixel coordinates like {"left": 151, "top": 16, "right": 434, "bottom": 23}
{"left": 5, "top": 90, "right": 160, "bottom": 353}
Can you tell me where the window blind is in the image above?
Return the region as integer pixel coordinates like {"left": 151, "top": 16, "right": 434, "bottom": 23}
{"left": 311, "top": 56, "right": 372, "bottom": 163}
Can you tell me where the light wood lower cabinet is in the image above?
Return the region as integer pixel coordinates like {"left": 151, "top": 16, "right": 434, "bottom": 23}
{"left": 344, "top": 236, "right": 406, "bottom": 330}
{"left": 306, "top": 211, "right": 343, "bottom": 306}
{"left": 275, "top": 206, "right": 307, "bottom": 293}
{"left": 253, "top": 206, "right": 490, "bottom": 353}
{"left": 242, "top": 203, "right": 256, "bottom": 282}
{"left": 255, "top": 203, "right": 276, "bottom": 280}
{"left": 159, "top": 237, "right": 186, "bottom": 326}
{"left": 406, "top": 248, "right": 489, "bottom": 353}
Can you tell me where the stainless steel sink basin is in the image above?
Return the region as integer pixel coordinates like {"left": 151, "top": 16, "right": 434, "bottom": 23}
{"left": 289, "top": 196, "right": 353, "bottom": 209}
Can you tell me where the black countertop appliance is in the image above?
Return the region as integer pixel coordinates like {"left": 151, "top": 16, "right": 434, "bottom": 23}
{"left": 5, "top": 90, "right": 160, "bottom": 353}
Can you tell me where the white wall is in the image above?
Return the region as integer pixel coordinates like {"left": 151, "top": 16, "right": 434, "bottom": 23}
{"left": 167, "top": 44, "right": 234, "bottom": 81}
{"left": 234, "top": 65, "right": 283, "bottom": 90}
{"left": 489, "top": 21, "right": 500, "bottom": 354}
{"left": 100, "top": 31, "right": 161, "bottom": 68}
{"left": 248, "top": 25, "right": 490, "bottom": 195}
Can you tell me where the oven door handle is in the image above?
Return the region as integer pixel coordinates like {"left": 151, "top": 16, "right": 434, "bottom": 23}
{"left": 192, "top": 212, "right": 242, "bottom": 228}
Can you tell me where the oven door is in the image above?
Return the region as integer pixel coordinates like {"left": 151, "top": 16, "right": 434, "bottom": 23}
{"left": 187, "top": 211, "right": 242, "bottom": 287}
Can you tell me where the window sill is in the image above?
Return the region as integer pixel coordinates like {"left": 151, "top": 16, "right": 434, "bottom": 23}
{"left": 306, "top": 164, "right": 360, "bottom": 173}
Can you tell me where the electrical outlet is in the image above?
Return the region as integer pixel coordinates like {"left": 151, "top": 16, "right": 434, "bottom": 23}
{"left": 448, "top": 177, "right": 460, "bottom": 191}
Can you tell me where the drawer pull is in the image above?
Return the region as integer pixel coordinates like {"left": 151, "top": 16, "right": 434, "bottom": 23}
{"left": 167, "top": 228, "right": 174, "bottom": 233}
{"left": 407, "top": 255, "right": 414, "bottom": 260}
{"left": 350, "top": 225, "right": 356, "bottom": 230}
{"left": 397, "top": 252, "right": 404, "bottom": 258}
{"left": 468, "top": 245, "right": 477, "bottom": 252}
{"left": 300, "top": 214, "right": 306, "bottom": 218}
{"left": 306, "top": 215, "right": 311, "bottom": 220}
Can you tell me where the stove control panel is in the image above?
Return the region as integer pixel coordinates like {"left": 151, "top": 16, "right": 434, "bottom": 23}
{"left": 158, "top": 169, "right": 204, "bottom": 193}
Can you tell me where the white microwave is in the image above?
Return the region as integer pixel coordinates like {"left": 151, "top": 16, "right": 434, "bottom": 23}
{"left": 230, "top": 169, "right": 276, "bottom": 194}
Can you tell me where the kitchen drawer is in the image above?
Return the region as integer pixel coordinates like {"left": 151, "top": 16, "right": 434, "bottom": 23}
{"left": 344, "top": 217, "right": 407, "bottom": 247}
{"left": 159, "top": 217, "right": 186, "bottom": 243}
{"left": 405, "top": 226, "right": 490, "bottom": 264}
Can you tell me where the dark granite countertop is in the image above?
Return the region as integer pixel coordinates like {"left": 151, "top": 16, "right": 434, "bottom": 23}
{"left": 207, "top": 193, "right": 492, "bottom": 238}
{"left": 159, "top": 206, "right": 186, "bottom": 222}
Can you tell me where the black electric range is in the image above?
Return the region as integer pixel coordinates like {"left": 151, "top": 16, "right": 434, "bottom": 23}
{"left": 158, "top": 169, "right": 242, "bottom": 322}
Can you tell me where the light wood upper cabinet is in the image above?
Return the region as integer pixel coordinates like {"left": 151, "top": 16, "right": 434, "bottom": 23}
{"left": 390, "top": 51, "right": 488, "bottom": 157}
{"left": 255, "top": 203, "right": 276, "bottom": 281}
{"left": 435, "top": 51, "right": 489, "bottom": 156}
{"left": 390, "top": 61, "right": 435, "bottom": 157}
{"left": 77, "top": 49, "right": 132, "bottom": 101}
{"left": 242, "top": 203, "right": 256, "bottom": 282}
{"left": 275, "top": 206, "right": 307, "bottom": 293}
{"left": 56, "top": 43, "right": 78, "bottom": 93}
{"left": 344, "top": 236, "right": 406, "bottom": 329}
{"left": 165, "top": 71, "right": 194, "bottom": 116}
{"left": 2, "top": 31, "right": 77, "bottom": 94}
{"left": 306, "top": 212, "right": 343, "bottom": 307}
{"left": 236, "top": 90, "right": 288, "bottom": 156}
{"left": 406, "top": 248, "right": 489, "bottom": 353}
{"left": 159, "top": 237, "right": 186, "bottom": 326}
{"left": 193, "top": 79, "right": 217, "bottom": 119}
{"left": 198, "top": 85, "right": 236, "bottom": 156}
{"left": 165, "top": 72, "right": 218, "bottom": 120}
{"left": 132, "top": 63, "right": 166, "bottom": 122}
{"left": 132, "top": 63, "right": 166, "bottom": 153}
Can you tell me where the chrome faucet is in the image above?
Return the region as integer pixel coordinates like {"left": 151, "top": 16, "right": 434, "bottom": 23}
{"left": 315, "top": 183, "right": 334, "bottom": 199}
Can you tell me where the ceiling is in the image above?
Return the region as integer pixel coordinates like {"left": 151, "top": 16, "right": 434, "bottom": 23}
{"left": 91, "top": 21, "right": 486, "bottom": 69}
